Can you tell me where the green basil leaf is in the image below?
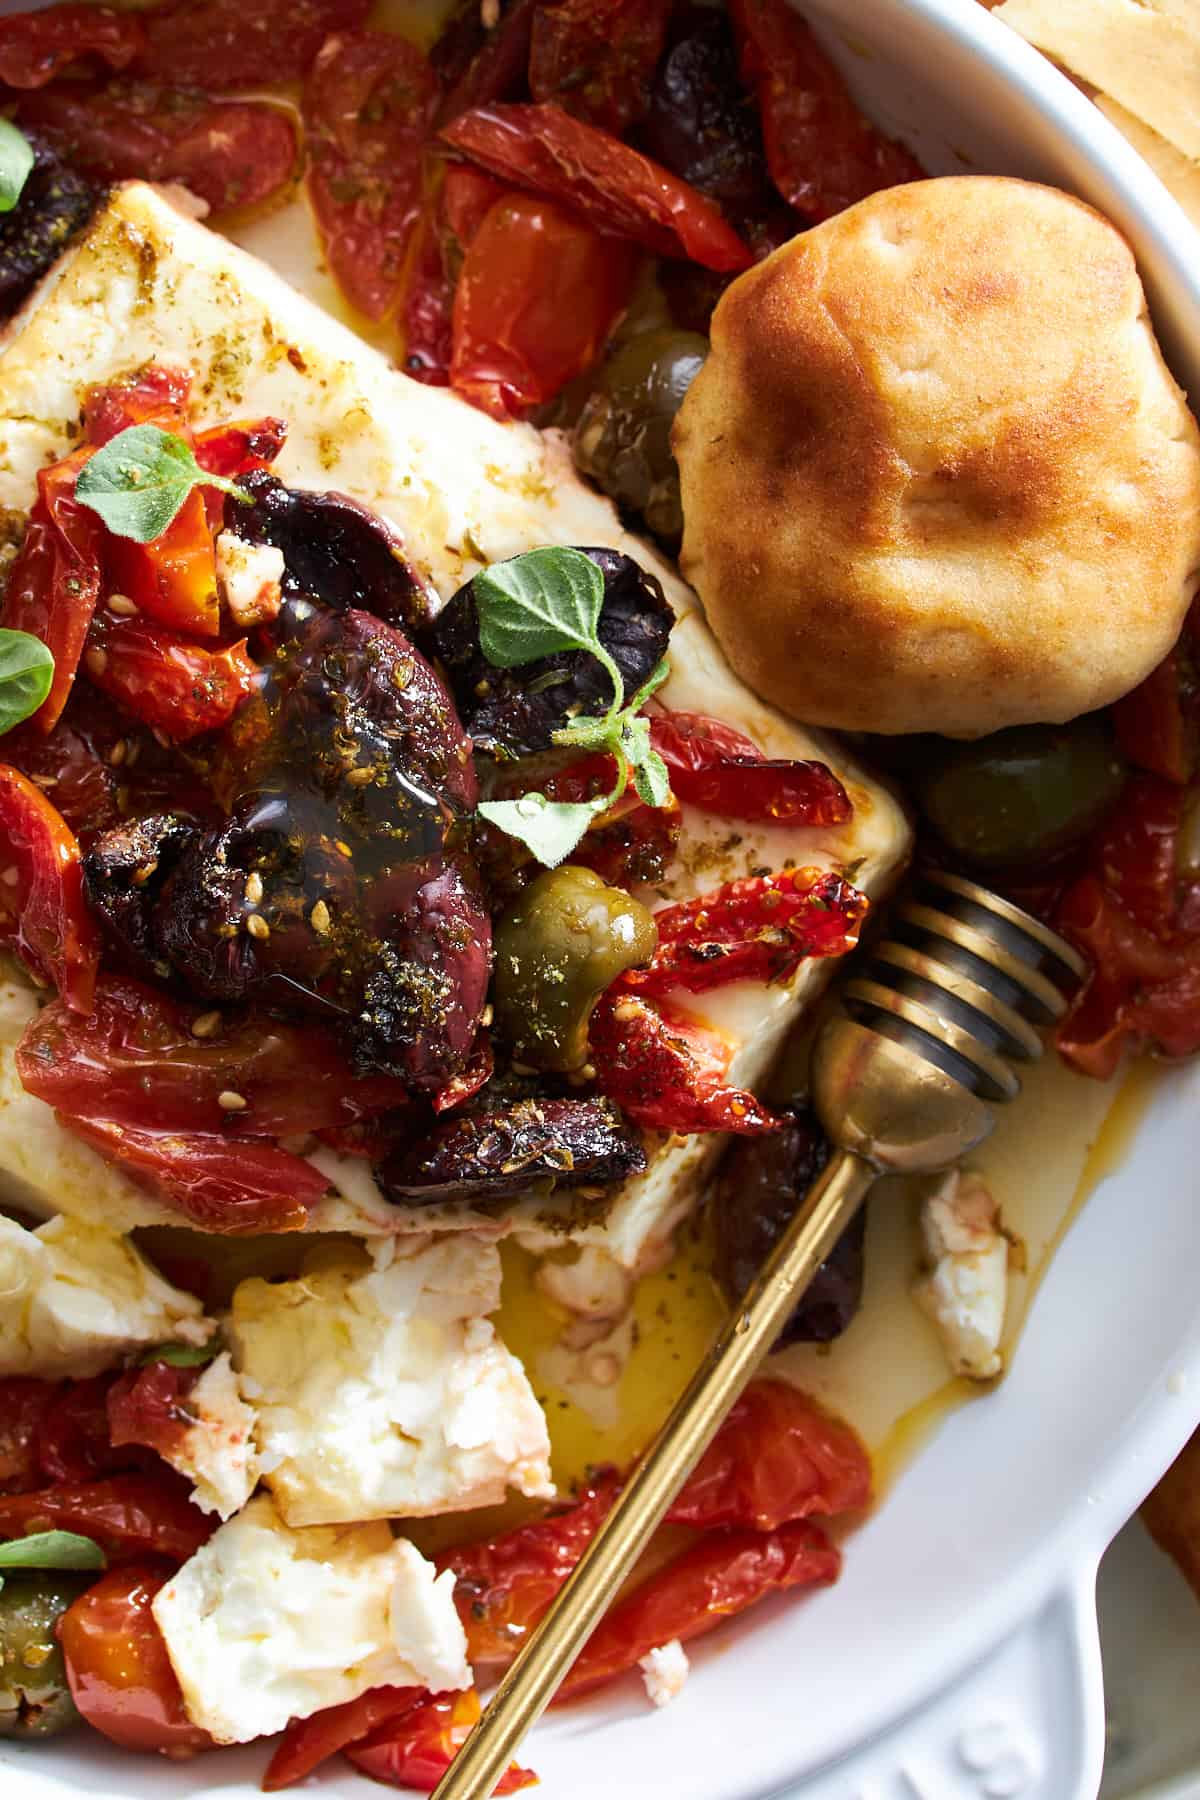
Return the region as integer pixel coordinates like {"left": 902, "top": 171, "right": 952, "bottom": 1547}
{"left": 0, "top": 1531, "right": 106, "bottom": 1573}
{"left": 76, "top": 424, "right": 250, "bottom": 543}
{"left": 631, "top": 746, "right": 671, "bottom": 810}
{"left": 0, "top": 119, "right": 34, "bottom": 214}
{"left": 0, "top": 629, "right": 54, "bottom": 734}
{"left": 478, "top": 794, "right": 600, "bottom": 868}
{"left": 139, "top": 1340, "right": 217, "bottom": 1368}
{"left": 473, "top": 548, "right": 605, "bottom": 668}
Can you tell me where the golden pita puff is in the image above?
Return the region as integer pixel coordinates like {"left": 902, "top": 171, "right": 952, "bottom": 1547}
{"left": 994, "top": 0, "right": 1200, "bottom": 161}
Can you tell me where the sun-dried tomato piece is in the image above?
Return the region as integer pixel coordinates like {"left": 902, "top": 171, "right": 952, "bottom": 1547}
{"left": 0, "top": 1471, "right": 212, "bottom": 1563}
{"left": 0, "top": 763, "right": 100, "bottom": 1011}
{"left": 0, "top": 5, "right": 142, "bottom": 88}
{"left": 441, "top": 102, "right": 753, "bottom": 272}
{"left": 618, "top": 869, "right": 867, "bottom": 998}
{"left": 2, "top": 447, "right": 104, "bottom": 733}
{"left": 347, "top": 1690, "right": 536, "bottom": 1793}
{"left": 304, "top": 30, "right": 439, "bottom": 321}
{"left": 649, "top": 709, "right": 851, "bottom": 825}
{"left": 529, "top": 0, "right": 672, "bottom": 134}
{"left": 589, "top": 991, "right": 779, "bottom": 1133}
{"left": 14, "top": 82, "right": 297, "bottom": 217}
{"left": 135, "top": 0, "right": 370, "bottom": 91}
{"left": 728, "top": 0, "right": 922, "bottom": 221}
{"left": 84, "top": 615, "right": 258, "bottom": 744}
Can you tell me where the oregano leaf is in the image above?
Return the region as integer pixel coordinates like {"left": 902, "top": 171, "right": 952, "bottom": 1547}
{"left": 0, "top": 629, "right": 54, "bottom": 734}
{"left": 631, "top": 746, "right": 671, "bottom": 809}
{"left": 477, "top": 794, "right": 601, "bottom": 868}
{"left": 76, "top": 424, "right": 251, "bottom": 543}
{"left": 0, "top": 1531, "right": 106, "bottom": 1574}
{"left": 0, "top": 119, "right": 33, "bottom": 214}
{"left": 473, "top": 548, "right": 605, "bottom": 668}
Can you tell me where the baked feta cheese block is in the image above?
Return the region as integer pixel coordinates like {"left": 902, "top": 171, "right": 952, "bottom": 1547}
{"left": 0, "top": 1210, "right": 214, "bottom": 1378}
{"left": 227, "top": 1236, "right": 553, "bottom": 1526}
{"left": 157, "top": 1352, "right": 260, "bottom": 1521}
{"left": 152, "top": 1493, "right": 469, "bottom": 1743}
{"left": 0, "top": 181, "right": 911, "bottom": 1271}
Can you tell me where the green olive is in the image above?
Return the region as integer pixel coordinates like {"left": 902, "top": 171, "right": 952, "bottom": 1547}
{"left": 0, "top": 1574, "right": 86, "bottom": 1739}
{"left": 493, "top": 866, "right": 658, "bottom": 1072}
{"left": 572, "top": 329, "right": 708, "bottom": 546}
{"left": 916, "top": 719, "right": 1126, "bottom": 867}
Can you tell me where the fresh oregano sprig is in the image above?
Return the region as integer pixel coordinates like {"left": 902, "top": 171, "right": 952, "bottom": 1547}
{"left": 76, "top": 423, "right": 252, "bottom": 544}
{"left": 0, "top": 629, "right": 54, "bottom": 735}
{"left": 473, "top": 548, "right": 673, "bottom": 867}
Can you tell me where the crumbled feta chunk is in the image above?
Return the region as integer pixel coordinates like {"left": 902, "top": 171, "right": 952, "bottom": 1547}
{"left": 913, "top": 1170, "right": 1009, "bottom": 1380}
{"left": 165, "top": 1353, "right": 260, "bottom": 1520}
{"left": 152, "top": 1493, "right": 469, "bottom": 1743}
{"left": 639, "top": 1640, "right": 690, "bottom": 1708}
{"left": 214, "top": 531, "right": 284, "bottom": 627}
{"left": 0, "top": 1212, "right": 213, "bottom": 1378}
{"left": 227, "top": 1237, "right": 553, "bottom": 1527}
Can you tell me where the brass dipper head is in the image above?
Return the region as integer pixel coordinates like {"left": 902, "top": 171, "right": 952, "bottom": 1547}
{"left": 812, "top": 868, "right": 1087, "bottom": 1174}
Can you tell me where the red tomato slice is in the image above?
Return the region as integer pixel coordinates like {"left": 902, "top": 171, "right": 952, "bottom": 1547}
{"left": 649, "top": 710, "right": 852, "bottom": 825}
{"left": 589, "top": 992, "right": 780, "bottom": 1133}
{"left": 0, "top": 763, "right": 100, "bottom": 1011}
{"left": 557, "top": 1519, "right": 840, "bottom": 1700}
{"left": 60, "top": 1563, "right": 214, "bottom": 1752}
{"left": 264, "top": 1686, "right": 425, "bottom": 1790}
{"left": 451, "top": 191, "right": 638, "bottom": 419}
{"left": 617, "top": 869, "right": 868, "bottom": 998}
{"left": 106, "top": 1362, "right": 201, "bottom": 1472}
{"left": 529, "top": 0, "right": 672, "bottom": 134}
{"left": 17, "top": 973, "right": 411, "bottom": 1137}
{"left": 2, "top": 448, "right": 104, "bottom": 733}
{"left": 15, "top": 82, "right": 298, "bottom": 217}
{"left": 728, "top": 0, "right": 923, "bottom": 221}
{"left": 304, "top": 31, "right": 439, "bottom": 322}
{"left": 0, "top": 1379, "right": 58, "bottom": 1495}
{"left": 669, "top": 1380, "right": 872, "bottom": 1530}
{"left": 442, "top": 103, "right": 754, "bottom": 271}
{"left": 347, "top": 1689, "right": 536, "bottom": 1794}
{"left": 56, "top": 1114, "right": 327, "bottom": 1234}
{"left": 0, "top": 1471, "right": 213, "bottom": 1563}
{"left": 135, "top": 0, "right": 371, "bottom": 90}
{"left": 81, "top": 366, "right": 221, "bottom": 639}
{"left": 35, "top": 1375, "right": 146, "bottom": 1485}
{"left": 84, "top": 614, "right": 258, "bottom": 743}
{"left": 193, "top": 418, "right": 288, "bottom": 482}
{"left": 0, "top": 5, "right": 143, "bottom": 88}
{"left": 1112, "top": 603, "right": 1200, "bottom": 785}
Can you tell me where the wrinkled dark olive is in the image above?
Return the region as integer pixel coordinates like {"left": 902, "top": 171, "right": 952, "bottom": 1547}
{"left": 573, "top": 330, "right": 708, "bottom": 546}
{"left": 0, "top": 1574, "right": 86, "bottom": 1739}
{"left": 916, "top": 719, "right": 1126, "bottom": 868}
{"left": 381, "top": 1095, "right": 646, "bottom": 1204}
{"left": 712, "top": 1104, "right": 865, "bottom": 1346}
{"left": 493, "top": 866, "right": 658, "bottom": 1072}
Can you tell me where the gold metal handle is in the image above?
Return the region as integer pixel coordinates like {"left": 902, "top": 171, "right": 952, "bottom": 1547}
{"left": 430, "top": 1148, "right": 876, "bottom": 1800}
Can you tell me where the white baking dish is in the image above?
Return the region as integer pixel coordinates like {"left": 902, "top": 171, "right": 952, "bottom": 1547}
{"left": 4, "top": 2, "right": 1200, "bottom": 1797}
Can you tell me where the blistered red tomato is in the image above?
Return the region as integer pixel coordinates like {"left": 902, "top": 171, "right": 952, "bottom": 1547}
{"left": 589, "top": 992, "right": 779, "bottom": 1133}
{"left": 0, "top": 1471, "right": 212, "bottom": 1563}
{"left": 0, "top": 764, "right": 100, "bottom": 1011}
{"left": 649, "top": 709, "right": 852, "bottom": 825}
{"left": 0, "top": 4, "right": 142, "bottom": 88}
{"left": 84, "top": 614, "right": 258, "bottom": 743}
{"left": 60, "top": 1563, "right": 213, "bottom": 1752}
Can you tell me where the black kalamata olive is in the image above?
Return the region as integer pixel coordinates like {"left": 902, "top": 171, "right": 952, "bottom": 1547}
{"left": 640, "top": 11, "right": 770, "bottom": 220}
{"left": 712, "top": 1104, "right": 866, "bottom": 1344}
{"left": 429, "top": 547, "right": 673, "bottom": 758}
{"left": 381, "top": 1095, "right": 646, "bottom": 1203}
{"left": 0, "top": 137, "right": 94, "bottom": 320}
{"left": 83, "top": 812, "right": 197, "bottom": 982}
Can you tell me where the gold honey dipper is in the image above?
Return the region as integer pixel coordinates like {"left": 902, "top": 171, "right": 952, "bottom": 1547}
{"left": 432, "top": 868, "right": 1087, "bottom": 1800}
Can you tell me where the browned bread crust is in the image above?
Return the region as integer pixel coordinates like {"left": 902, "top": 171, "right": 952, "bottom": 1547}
{"left": 675, "top": 176, "right": 1200, "bottom": 737}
